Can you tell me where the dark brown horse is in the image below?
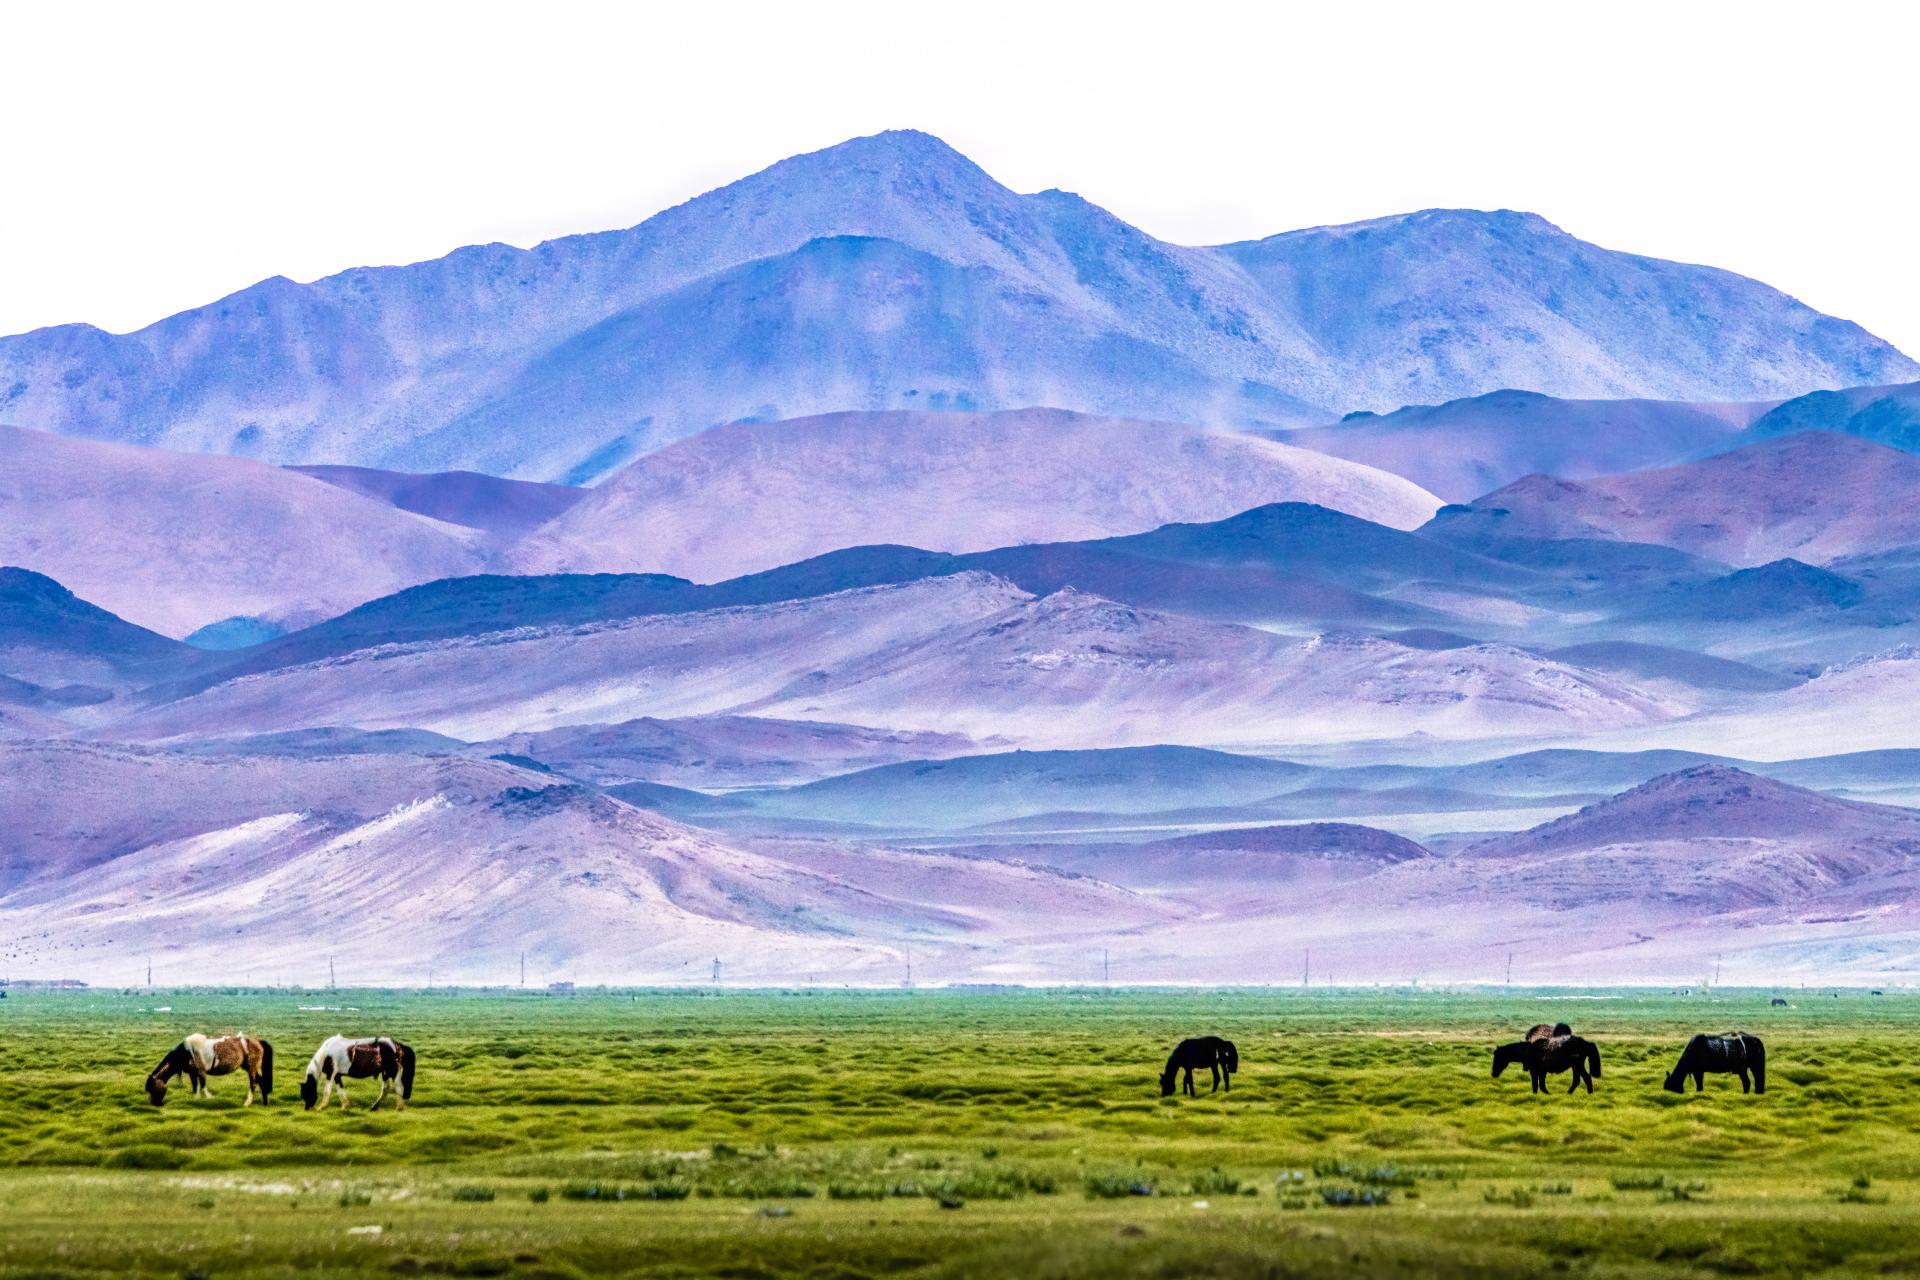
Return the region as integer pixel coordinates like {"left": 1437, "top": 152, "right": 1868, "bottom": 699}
{"left": 1491, "top": 1023, "right": 1571, "bottom": 1085}
{"left": 1664, "top": 1032, "right": 1765, "bottom": 1094}
{"left": 1493, "top": 1029, "right": 1598, "bottom": 1094}
{"left": 1160, "top": 1036, "right": 1238, "bottom": 1097}
{"left": 145, "top": 1033, "right": 273, "bottom": 1106}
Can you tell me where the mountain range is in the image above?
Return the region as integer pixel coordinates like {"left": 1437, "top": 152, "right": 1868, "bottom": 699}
{"left": 2, "top": 131, "right": 1912, "bottom": 483}
{"left": 6, "top": 130, "right": 1920, "bottom": 985}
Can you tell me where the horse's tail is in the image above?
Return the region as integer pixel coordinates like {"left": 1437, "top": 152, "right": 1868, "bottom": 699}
{"left": 397, "top": 1041, "right": 416, "bottom": 1100}
{"left": 259, "top": 1039, "right": 274, "bottom": 1100}
{"left": 1747, "top": 1033, "right": 1765, "bottom": 1094}
{"left": 1586, "top": 1038, "right": 1601, "bottom": 1078}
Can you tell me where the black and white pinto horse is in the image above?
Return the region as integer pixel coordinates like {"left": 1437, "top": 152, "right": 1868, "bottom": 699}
{"left": 300, "top": 1035, "right": 416, "bottom": 1111}
{"left": 1160, "top": 1036, "right": 1238, "bottom": 1097}
{"left": 1665, "top": 1031, "right": 1766, "bottom": 1094}
{"left": 1492, "top": 1025, "right": 1600, "bottom": 1094}
{"left": 145, "top": 1033, "right": 273, "bottom": 1106}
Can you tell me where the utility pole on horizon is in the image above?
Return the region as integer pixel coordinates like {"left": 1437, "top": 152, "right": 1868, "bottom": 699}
{"left": 1303, "top": 949, "right": 1310, "bottom": 989}
{"left": 1506, "top": 952, "right": 1513, "bottom": 986}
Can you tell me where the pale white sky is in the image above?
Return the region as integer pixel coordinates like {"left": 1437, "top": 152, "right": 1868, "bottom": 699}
{"left": 3, "top": 1, "right": 1916, "bottom": 355}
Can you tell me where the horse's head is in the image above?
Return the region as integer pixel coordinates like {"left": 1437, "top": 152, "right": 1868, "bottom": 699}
{"left": 300, "top": 1072, "right": 320, "bottom": 1110}
{"left": 1159, "top": 1068, "right": 1177, "bottom": 1097}
{"left": 1491, "top": 1042, "right": 1526, "bottom": 1077}
{"left": 145, "top": 1045, "right": 184, "bottom": 1105}
{"left": 1220, "top": 1041, "right": 1238, "bottom": 1074}
{"left": 1662, "top": 1066, "right": 1686, "bottom": 1094}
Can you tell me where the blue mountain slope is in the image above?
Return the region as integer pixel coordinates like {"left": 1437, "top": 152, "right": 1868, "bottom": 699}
{"left": 1733, "top": 380, "right": 1920, "bottom": 453}
{"left": 0, "top": 568, "right": 185, "bottom": 669}
{"left": 739, "top": 745, "right": 1314, "bottom": 827}
{"left": 3, "top": 132, "right": 1910, "bottom": 482}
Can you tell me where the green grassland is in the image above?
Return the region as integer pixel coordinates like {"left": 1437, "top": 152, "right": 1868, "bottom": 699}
{"left": 1, "top": 986, "right": 1916, "bottom": 1278}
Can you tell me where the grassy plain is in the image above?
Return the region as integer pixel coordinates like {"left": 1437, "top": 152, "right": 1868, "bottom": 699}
{"left": 0, "top": 986, "right": 1915, "bottom": 1278}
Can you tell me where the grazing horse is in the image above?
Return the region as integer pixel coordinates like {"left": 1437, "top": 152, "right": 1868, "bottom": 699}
{"left": 1160, "top": 1036, "right": 1238, "bottom": 1097}
{"left": 1491, "top": 1023, "right": 1573, "bottom": 1084}
{"left": 145, "top": 1033, "right": 273, "bottom": 1106}
{"left": 1664, "top": 1032, "right": 1766, "bottom": 1094}
{"left": 1494, "top": 1032, "right": 1600, "bottom": 1094}
{"left": 299, "top": 1035, "right": 416, "bottom": 1112}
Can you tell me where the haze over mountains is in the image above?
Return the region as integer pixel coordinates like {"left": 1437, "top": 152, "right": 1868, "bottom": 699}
{"left": 4, "top": 131, "right": 1920, "bottom": 986}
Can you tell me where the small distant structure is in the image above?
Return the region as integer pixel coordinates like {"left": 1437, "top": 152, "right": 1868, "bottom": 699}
{"left": 547, "top": 981, "right": 575, "bottom": 995}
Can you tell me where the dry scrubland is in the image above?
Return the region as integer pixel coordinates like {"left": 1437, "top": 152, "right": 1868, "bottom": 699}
{"left": 0, "top": 988, "right": 1916, "bottom": 1278}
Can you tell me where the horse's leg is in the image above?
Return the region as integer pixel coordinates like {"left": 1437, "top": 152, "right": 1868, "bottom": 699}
{"left": 370, "top": 1076, "right": 387, "bottom": 1113}
{"left": 1694, "top": 1070, "right": 1705, "bottom": 1092}
{"left": 338, "top": 1077, "right": 350, "bottom": 1111}
{"left": 1210, "top": 1063, "right": 1220, "bottom": 1094}
{"left": 1738, "top": 1069, "right": 1749, "bottom": 1094}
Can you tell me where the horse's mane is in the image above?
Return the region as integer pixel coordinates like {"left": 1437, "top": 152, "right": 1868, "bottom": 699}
{"left": 393, "top": 1040, "right": 416, "bottom": 1099}
{"left": 149, "top": 1042, "right": 190, "bottom": 1079}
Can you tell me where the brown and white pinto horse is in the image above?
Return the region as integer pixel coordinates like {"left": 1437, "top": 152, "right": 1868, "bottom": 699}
{"left": 300, "top": 1035, "right": 416, "bottom": 1111}
{"left": 145, "top": 1033, "right": 273, "bottom": 1106}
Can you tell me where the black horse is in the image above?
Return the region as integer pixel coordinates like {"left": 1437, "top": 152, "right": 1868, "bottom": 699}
{"left": 1491, "top": 1023, "right": 1572, "bottom": 1086}
{"left": 1160, "top": 1036, "right": 1238, "bottom": 1097}
{"left": 1493, "top": 1032, "right": 1600, "bottom": 1094}
{"left": 1664, "top": 1032, "right": 1765, "bottom": 1094}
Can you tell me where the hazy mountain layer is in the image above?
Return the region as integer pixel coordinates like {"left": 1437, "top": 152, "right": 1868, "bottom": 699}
{"left": 1282, "top": 389, "right": 1770, "bottom": 501}
{"left": 1427, "top": 433, "right": 1920, "bottom": 567}
{"left": 505, "top": 408, "right": 1442, "bottom": 581}
{"left": 0, "top": 425, "right": 485, "bottom": 636}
